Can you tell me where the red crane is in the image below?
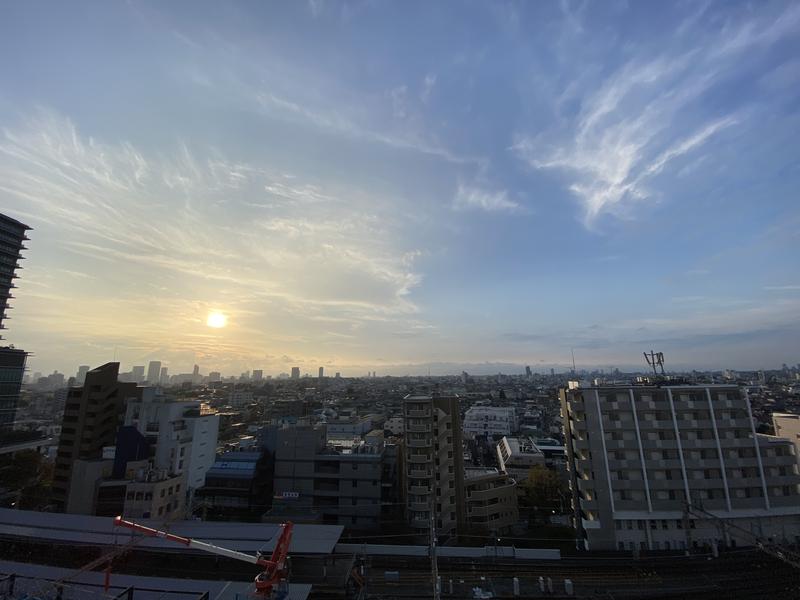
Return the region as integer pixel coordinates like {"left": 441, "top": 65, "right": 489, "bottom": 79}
{"left": 113, "top": 516, "right": 294, "bottom": 596}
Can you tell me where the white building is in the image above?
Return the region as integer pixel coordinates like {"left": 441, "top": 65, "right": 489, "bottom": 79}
{"left": 773, "top": 413, "right": 800, "bottom": 461}
{"left": 496, "top": 436, "right": 546, "bottom": 482}
{"left": 562, "top": 384, "right": 800, "bottom": 551}
{"left": 463, "top": 406, "right": 518, "bottom": 438}
{"left": 125, "top": 388, "right": 220, "bottom": 492}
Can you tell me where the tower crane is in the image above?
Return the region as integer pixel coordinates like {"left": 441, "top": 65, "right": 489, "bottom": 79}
{"left": 113, "top": 516, "right": 294, "bottom": 597}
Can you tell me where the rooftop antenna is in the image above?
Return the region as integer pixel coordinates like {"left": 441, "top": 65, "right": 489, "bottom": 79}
{"left": 644, "top": 350, "right": 665, "bottom": 376}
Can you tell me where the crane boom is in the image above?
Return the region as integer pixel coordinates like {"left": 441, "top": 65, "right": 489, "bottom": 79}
{"left": 114, "top": 516, "right": 268, "bottom": 566}
{"left": 113, "top": 516, "right": 294, "bottom": 596}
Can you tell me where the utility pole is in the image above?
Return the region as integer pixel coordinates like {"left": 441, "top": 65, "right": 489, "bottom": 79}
{"left": 430, "top": 493, "right": 440, "bottom": 600}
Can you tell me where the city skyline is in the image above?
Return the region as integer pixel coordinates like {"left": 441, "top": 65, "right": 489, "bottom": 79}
{"left": 2, "top": 1, "right": 799, "bottom": 376}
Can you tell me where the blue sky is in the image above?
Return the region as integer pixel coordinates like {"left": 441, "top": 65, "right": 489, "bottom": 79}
{"left": 1, "top": 0, "right": 799, "bottom": 376}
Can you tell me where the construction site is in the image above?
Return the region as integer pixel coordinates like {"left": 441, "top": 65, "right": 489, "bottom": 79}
{"left": 0, "top": 508, "right": 798, "bottom": 599}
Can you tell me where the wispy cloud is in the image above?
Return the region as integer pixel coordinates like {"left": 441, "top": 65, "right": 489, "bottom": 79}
{"left": 512, "top": 4, "right": 799, "bottom": 227}
{"left": 452, "top": 184, "right": 521, "bottom": 214}
{"left": 764, "top": 285, "right": 800, "bottom": 292}
{"left": 1, "top": 109, "right": 431, "bottom": 369}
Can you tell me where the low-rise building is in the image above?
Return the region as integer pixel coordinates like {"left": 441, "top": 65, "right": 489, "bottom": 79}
{"left": 463, "top": 406, "right": 518, "bottom": 438}
{"left": 384, "top": 416, "right": 404, "bottom": 435}
{"left": 262, "top": 424, "right": 388, "bottom": 529}
{"left": 496, "top": 436, "right": 546, "bottom": 482}
{"left": 195, "top": 450, "right": 270, "bottom": 520}
{"left": 464, "top": 467, "right": 518, "bottom": 534}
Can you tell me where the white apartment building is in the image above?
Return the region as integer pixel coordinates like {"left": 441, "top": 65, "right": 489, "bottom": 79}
{"left": 125, "top": 388, "right": 219, "bottom": 492}
{"left": 463, "top": 406, "right": 518, "bottom": 438}
{"left": 561, "top": 384, "right": 800, "bottom": 551}
{"left": 496, "top": 436, "right": 546, "bottom": 482}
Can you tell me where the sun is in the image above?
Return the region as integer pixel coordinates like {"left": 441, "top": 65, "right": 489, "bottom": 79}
{"left": 206, "top": 311, "right": 227, "bottom": 328}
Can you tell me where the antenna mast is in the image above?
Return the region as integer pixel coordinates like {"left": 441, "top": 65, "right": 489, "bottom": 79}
{"left": 643, "top": 350, "right": 665, "bottom": 376}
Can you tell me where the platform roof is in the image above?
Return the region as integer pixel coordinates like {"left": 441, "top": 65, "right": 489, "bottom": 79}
{"left": 0, "top": 508, "right": 343, "bottom": 555}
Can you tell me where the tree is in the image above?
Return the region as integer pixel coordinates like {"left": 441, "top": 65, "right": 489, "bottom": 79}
{"left": 519, "top": 465, "right": 567, "bottom": 523}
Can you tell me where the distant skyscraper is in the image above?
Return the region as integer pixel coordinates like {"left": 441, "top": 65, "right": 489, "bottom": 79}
{"left": 525, "top": 365, "right": 532, "bottom": 378}
{"left": 146, "top": 361, "right": 161, "bottom": 384}
{"left": 318, "top": 366, "right": 324, "bottom": 379}
{"left": 76, "top": 365, "right": 90, "bottom": 385}
{"left": 208, "top": 371, "right": 221, "bottom": 382}
{"left": 0, "top": 213, "right": 31, "bottom": 435}
{"left": 159, "top": 366, "right": 168, "bottom": 384}
{"left": 252, "top": 369, "right": 263, "bottom": 381}
{"left": 550, "top": 368, "right": 555, "bottom": 377}
{"left": 131, "top": 365, "right": 145, "bottom": 384}
{"left": 291, "top": 367, "right": 300, "bottom": 380}
{"left": 334, "top": 372, "right": 341, "bottom": 378}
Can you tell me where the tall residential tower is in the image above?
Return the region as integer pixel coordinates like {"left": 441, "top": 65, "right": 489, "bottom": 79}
{"left": 0, "top": 213, "right": 31, "bottom": 434}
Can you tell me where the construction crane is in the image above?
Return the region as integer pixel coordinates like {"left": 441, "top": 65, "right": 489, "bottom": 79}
{"left": 113, "top": 516, "right": 294, "bottom": 597}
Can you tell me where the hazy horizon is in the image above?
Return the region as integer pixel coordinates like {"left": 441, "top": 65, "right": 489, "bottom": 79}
{"left": 3, "top": 1, "right": 799, "bottom": 376}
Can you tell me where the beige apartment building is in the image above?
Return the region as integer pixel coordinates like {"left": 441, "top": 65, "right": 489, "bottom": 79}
{"left": 561, "top": 384, "right": 800, "bottom": 551}
{"left": 403, "top": 394, "right": 466, "bottom": 539}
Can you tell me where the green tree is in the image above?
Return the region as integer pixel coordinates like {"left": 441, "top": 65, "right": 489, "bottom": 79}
{"left": 519, "top": 465, "right": 567, "bottom": 523}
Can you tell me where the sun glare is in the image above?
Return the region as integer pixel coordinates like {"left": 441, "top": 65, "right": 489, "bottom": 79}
{"left": 206, "top": 311, "right": 227, "bottom": 328}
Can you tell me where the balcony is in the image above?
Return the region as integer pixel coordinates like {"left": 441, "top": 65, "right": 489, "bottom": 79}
{"left": 406, "top": 410, "right": 431, "bottom": 418}
{"left": 408, "top": 438, "right": 432, "bottom": 448}
{"left": 407, "top": 423, "right": 431, "bottom": 433}
{"left": 407, "top": 468, "right": 432, "bottom": 479}
{"left": 409, "top": 454, "right": 431, "bottom": 464}
{"left": 410, "top": 485, "right": 431, "bottom": 495}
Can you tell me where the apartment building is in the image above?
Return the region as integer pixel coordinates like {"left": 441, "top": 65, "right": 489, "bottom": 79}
{"left": 53, "top": 363, "right": 142, "bottom": 512}
{"left": 124, "top": 388, "right": 219, "bottom": 492}
{"left": 0, "top": 213, "right": 31, "bottom": 434}
{"left": 262, "top": 424, "right": 387, "bottom": 528}
{"left": 95, "top": 458, "right": 186, "bottom": 519}
{"left": 463, "top": 405, "right": 518, "bottom": 438}
{"left": 464, "top": 467, "right": 519, "bottom": 534}
{"left": 561, "top": 383, "right": 800, "bottom": 551}
{"left": 403, "top": 394, "right": 466, "bottom": 539}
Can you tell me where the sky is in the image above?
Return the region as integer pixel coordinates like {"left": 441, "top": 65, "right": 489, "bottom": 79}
{"left": 1, "top": 0, "right": 799, "bottom": 377}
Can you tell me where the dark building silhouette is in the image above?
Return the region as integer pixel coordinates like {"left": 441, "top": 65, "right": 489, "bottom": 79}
{"left": 52, "top": 362, "right": 142, "bottom": 511}
{"left": 0, "top": 213, "right": 31, "bottom": 435}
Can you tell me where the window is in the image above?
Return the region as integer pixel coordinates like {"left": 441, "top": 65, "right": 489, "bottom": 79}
{"left": 352, "top": 479, "right": 357, "bottom": 488}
